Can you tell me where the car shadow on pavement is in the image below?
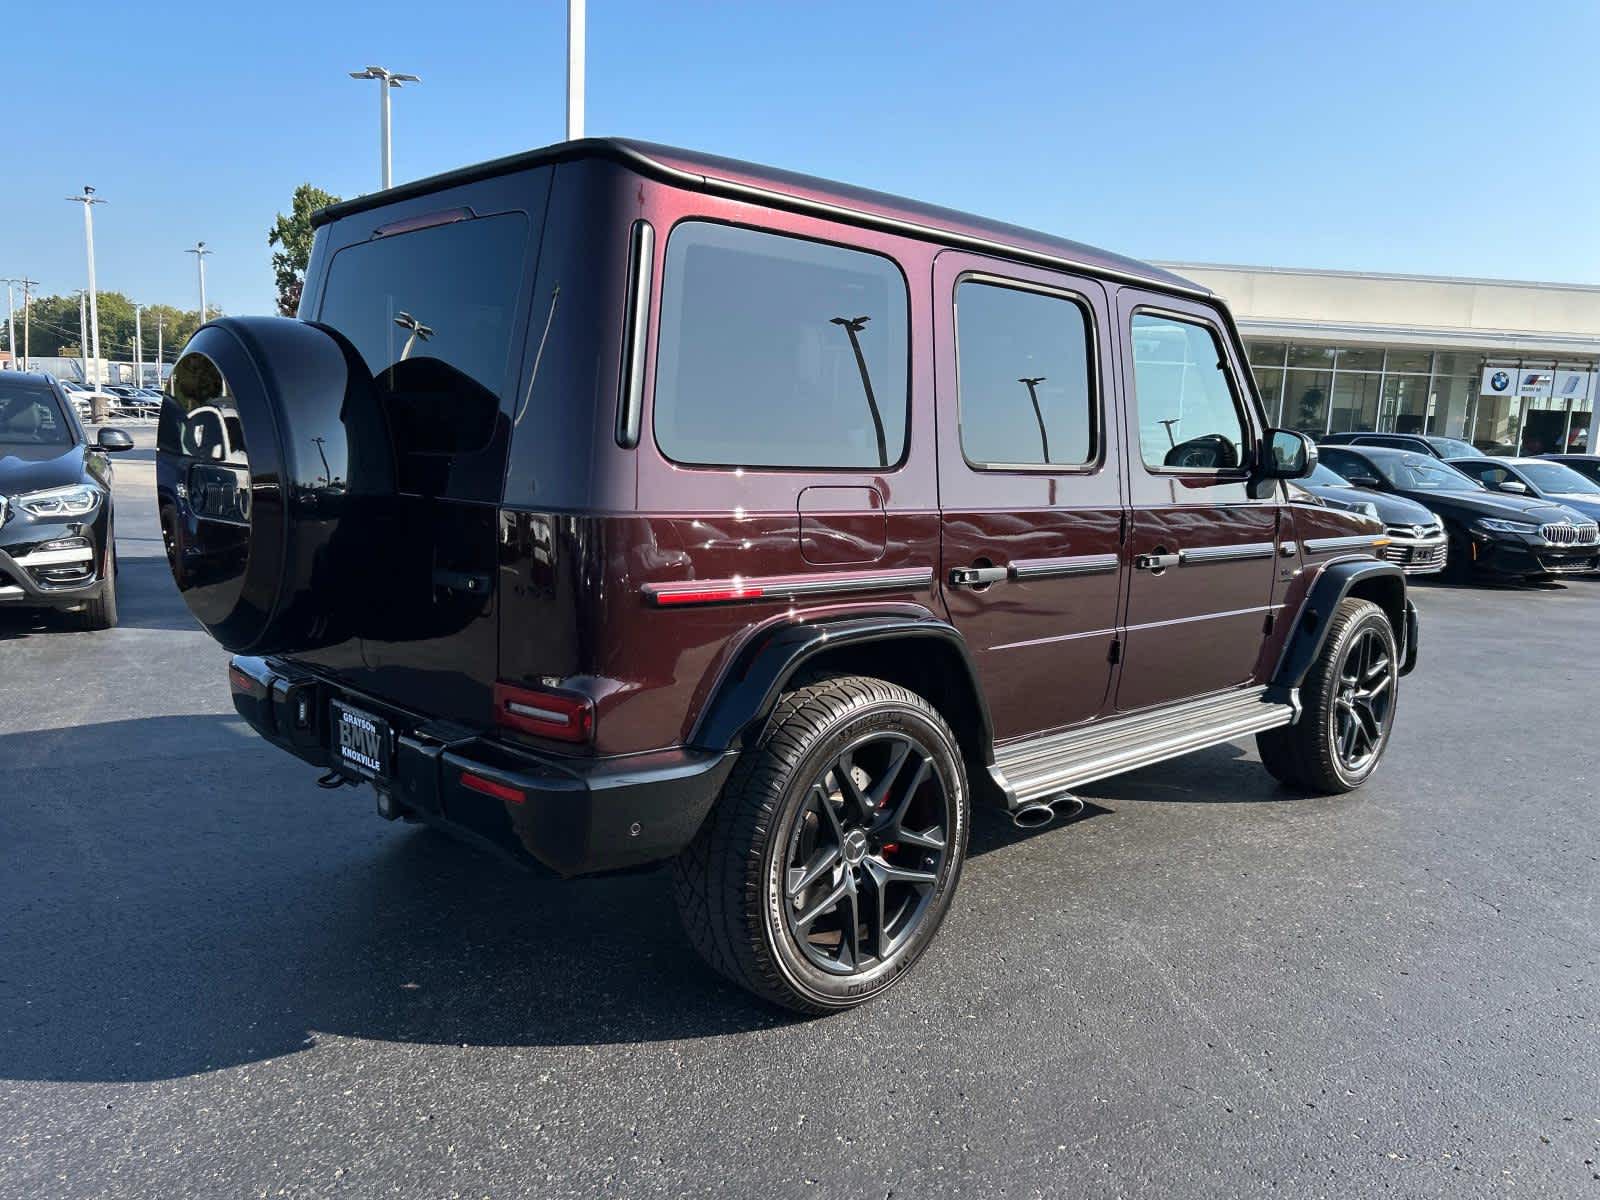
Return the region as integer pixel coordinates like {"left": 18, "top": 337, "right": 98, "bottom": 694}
{"left": 0, "top": 716, "right": 802, "bottom": 1084}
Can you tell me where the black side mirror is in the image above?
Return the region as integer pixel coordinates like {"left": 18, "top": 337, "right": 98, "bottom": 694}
{"left": 1259, "top": 428, "right": 1318, "bottom": 480}
{"left": 1347, "top": 472, "right": 1383, "bottom": 489}
{"left": 96, "top": 427, "right": 134, "bottom": 452}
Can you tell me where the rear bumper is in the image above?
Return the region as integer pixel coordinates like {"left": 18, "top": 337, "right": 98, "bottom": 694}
{"left": 229, "top": 655, "right": 737, "bottom": 877}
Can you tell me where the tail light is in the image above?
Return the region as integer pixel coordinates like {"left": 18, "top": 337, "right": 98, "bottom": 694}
{"left": 493, "top": 681, "right": 595, "bottom": 744}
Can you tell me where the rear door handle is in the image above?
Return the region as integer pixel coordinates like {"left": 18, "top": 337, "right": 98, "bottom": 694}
{"left": 1133, "top": 552, "right": 1182, "bottom": 571}
{"left": 949, "top": 565, "right": 1009, "bottom": 587}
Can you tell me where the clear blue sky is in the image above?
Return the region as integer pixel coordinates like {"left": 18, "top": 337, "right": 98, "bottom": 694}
{"left": 6, "top": 0, "right": 1598, "bottom": 317}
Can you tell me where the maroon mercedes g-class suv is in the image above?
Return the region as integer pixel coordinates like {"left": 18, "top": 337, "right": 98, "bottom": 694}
{"left": 156, "top": 139, "right": 1418, "bottom": 1012}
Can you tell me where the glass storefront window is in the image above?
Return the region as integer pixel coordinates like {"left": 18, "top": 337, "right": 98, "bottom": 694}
{"left": 1287, "top": 344, "right": 1336, "bottom": 368}
{"left": 1380, "top": 375, "right": 1431, "bottom": 434}
{"left": 1282, "top": 369, "right": 1332, "bottom": 433}
{"left": 1247, "top": 341, "right": 1287, "bottom": 368}
{"left": 1385, "top": 349, "right": 1433, "bottom": 374}
{"left": 1251, "top": 366, "right": 1285, "bottom": 424}
{"left": 1335, "top": 347, "right": 1383, "bottom": 372}
{"left": 1432, "top": 352, "right": 1479, "bottom": 377}
{"left": 1329, "top": 372, "right": 1383, "bottom": 433}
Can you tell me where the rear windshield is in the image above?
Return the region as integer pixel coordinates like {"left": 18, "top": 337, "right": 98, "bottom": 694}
{"left": 0, "top": 382, "right": 72, "bottom": 447}
{"left": 317, "top": 213, "right": 530, "bottom": 443}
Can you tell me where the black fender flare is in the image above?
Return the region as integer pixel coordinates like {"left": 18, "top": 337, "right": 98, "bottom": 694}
{"left": 1272, "top": 558, "right": 1416, "bottom": 690}
{"left": 688, "top": 614, "right": 994, "bottom": 757}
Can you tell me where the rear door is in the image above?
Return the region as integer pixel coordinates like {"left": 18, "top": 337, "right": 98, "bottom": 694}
{"left": 934, "top": 251, "right": 1124, "bottom": 742}
{"left": 304, "top": 176, "right": 549, "bottom": 725}
{"left": 1114, "top": 290, "right": 1279, "bottom": 712}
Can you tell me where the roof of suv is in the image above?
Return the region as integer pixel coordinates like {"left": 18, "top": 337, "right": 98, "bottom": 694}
{"left": 314, "top": 137, "right": 1205, "bottom": 300}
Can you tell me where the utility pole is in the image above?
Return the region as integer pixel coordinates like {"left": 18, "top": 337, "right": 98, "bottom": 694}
{"left": 567, "top": 0, "right": 585, "bottom": 140}
{"left": 67, "top": 186, "right": 107, "bottom": 400}
{"left": 155, "top": 313, "right": 164, "bottom": 389}
{"left": 18, "top": 277, "right": 36, "bottom": 370}
{"left": 134, "top": 304, "right": 143, "bottom": 389}
{"left": 187, "top": 242, "right": 212, "bottom": 322}
{"left": 349, "top": 65, "right": 420, "bottom": 189}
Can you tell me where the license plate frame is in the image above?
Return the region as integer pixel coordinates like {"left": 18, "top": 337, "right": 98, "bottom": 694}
{"left": 331, "top": 699, "right": 392, "bottom": 782}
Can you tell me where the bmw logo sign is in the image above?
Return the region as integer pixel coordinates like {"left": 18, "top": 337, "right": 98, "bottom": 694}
{"left": 1490, "top": 370, "right": 1511, "bottom": 392}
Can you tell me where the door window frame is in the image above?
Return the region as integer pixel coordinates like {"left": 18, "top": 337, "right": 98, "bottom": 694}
{"left": 952, "top": 269, "right": 1106, "bottom": 476}
{"left": 1127, "top": 303, "right": 1259, "bottom": 479}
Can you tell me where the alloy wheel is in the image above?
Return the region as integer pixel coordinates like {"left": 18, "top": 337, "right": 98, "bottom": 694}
{"left": 780, "top": 732, "right": 951, "bottom": 976}
{"left": 1331, "top": 626, "right": 1396, "bottom": 774}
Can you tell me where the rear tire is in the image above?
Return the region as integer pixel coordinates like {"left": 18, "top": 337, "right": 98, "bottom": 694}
{"left": 1257, "top": 597, "right": 1397, "bottom": 793}
{"left": 672, "top": 675, "right": 969, "bottom": 1014}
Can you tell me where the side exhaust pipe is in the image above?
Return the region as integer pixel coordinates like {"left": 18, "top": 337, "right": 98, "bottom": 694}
{"left": 1010, "top": 793, "right": 1086, "bottom": 830}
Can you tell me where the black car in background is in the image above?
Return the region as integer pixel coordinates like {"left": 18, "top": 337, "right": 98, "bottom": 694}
{"left": 1541, "top": 454, "right": 1600, "bottom": 487}
{"left": 1318, "top": 445, "right": 1600, "bottom": 581}
{"left": 1320, "top": 431, "right": 1483, "bottom": 459}
{"left": 0, "top": 373, "right": 133, "bottom": 629}
{"left": 1292, "top": 462, "right": 1447, "bottom": 575}
{"left": 1448, "top": 456, "right": 1600, "bottom": 527}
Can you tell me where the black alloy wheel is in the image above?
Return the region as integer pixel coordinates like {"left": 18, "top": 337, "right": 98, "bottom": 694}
{"left": 673, "top": 675, "right": 969, "bottom": 1013}
{"left": 780, "top": 731, "right": 951, "bottom": 975}
{"left": 1329, "top": 624, "right": 1396, "bottom": 776}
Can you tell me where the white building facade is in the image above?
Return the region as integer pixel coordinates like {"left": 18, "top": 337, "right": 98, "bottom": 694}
{"left": 1158, "top": 263, "right": 1600, "bottom": 454}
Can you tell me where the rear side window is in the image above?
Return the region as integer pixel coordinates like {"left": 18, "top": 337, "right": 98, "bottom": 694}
{"left": 653, "top": 222, "right": 908, "bottom": 469}
{"left": 1129, "top": 313, "right": 1248, "bottom": 471}
{"left": 318, "top": 212, "right": 529, "bottom": 453}
{"left": 955, "top": 280, "right": 1095, "bottom": 467}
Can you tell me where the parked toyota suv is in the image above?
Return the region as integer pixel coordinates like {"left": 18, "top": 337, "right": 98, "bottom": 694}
{"left": 156, "top": 139, "right": 1418, "bottom": 1012}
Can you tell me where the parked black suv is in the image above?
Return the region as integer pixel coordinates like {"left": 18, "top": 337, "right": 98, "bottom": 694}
{"left": 0, "top": 372, "right": 133, "bottom": 628}
{"left": 1320, "top": 431, "right": 1482, "bottom": 459}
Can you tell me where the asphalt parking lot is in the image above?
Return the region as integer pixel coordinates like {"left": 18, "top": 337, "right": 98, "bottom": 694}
{"left": 3, "top": 428, "right": 1598, "bottom": 1199}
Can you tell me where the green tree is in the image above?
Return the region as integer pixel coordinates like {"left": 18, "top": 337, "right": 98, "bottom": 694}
{"left": 268, "top": 183, "right": 340, "bottom": 316}
{"left": 8, "top": 292, "right": 208, "bottom": 370}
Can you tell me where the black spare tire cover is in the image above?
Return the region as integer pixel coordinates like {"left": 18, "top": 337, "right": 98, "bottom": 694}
{"left": 156, "top": 316, "right": 394, "bottom": 654}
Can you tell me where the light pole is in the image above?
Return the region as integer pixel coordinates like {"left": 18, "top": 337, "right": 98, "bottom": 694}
{"left": 1019, "top": 376, "right": 1051, "bottom": 461}
{"left": 17, "top": 277, "right": 36, "bottom": 370}
{"left": 67, "top": 186, "right": 106, "bottom": 395}
{"left": 187, "top": 242, "right": 212, "bottom": 323}
{"left": 77, "top": 290, "right": 89, "bottom": 385}
{"left": 134, "top": 304, "right": 143, "bottom": 389}
{"left": 155, "top": 313, "right": 164, "bottom": 389}
{"left": 349, "top": 65, "right": 420, "bottom": 189}
{"left": 2, "top": 280, "right": 15, "bottom": 371}
{"left": 567, "top": 0, "right": 585, "bottom": 140}
{"left": 829, "top": 315, "right": 888, "bottom": 467}
{"left": 393, "top": 311, "right": 433, "bottom": 360}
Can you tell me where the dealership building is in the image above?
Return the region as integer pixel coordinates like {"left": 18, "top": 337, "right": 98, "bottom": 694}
{"left": 1157, "top": 263, "right": 1600, "bottom": 454}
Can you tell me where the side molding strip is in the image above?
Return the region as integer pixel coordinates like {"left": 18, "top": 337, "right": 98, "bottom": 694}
{"left": 645, "top": 566, "right": 935, "bottom": 607}
{"left": 1178, "top": 542, "right": 1276, "bottom": 565}
{"left": 1010, "top": 553, "right": 1120, "bottom": 581}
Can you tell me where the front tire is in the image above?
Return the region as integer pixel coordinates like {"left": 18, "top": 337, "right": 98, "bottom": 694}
{"left": 1257, "top": 597, "right": 1398, "bottom": 793}
{"left": 672, "top": 676, "right": 969, "bottom": 1014}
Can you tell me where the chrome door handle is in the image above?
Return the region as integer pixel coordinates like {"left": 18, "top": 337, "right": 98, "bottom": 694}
{"left": 949, "top": 565, "right": 1009, "bottom": 587}
{"left": 1133, "top": 552, "right": 1181, "bottom": 571}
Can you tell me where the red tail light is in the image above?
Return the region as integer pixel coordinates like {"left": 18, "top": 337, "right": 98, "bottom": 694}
{"left": 493, "top": 681, "right": 595, "bottom": 743}
{"left": 460, "top": 770, "right": 525, "bottom": 805}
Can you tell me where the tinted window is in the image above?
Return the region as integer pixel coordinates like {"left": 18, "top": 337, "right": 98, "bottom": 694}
{"left": 1130, "top": 313, "right": 1248, "bottom": 471}
{"left": 0, "top": 384, "right": 71, "bottom": 447}
{"left": 653, "top": 222, "right": 908, "bottom": 469}
{"left": 318, "top": 213, "right": 529, "bottom": 454}
{"left": 1318, "top": 448, "right": 1378, "bottom": 481}
{"left": 955, "top": 280, "right": 1095, "bottom": 467}
{"left": 1521, "top": 462, "right": 1600, "bottom": 495}
{"left": 1305, "top": 462, "right": 1353, "bottom": 488}
{"left": 1383, "top": 454, "right": 1482, "bottom": 492}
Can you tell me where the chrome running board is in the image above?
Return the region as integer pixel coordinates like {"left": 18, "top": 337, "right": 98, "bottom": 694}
{"left": 989, "top": 686, "right": 1299, "bottom": 806}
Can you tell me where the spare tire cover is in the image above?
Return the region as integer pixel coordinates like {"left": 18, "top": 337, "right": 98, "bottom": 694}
{"left": 156, "top": 316, "right": 394, "bottom": 655}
